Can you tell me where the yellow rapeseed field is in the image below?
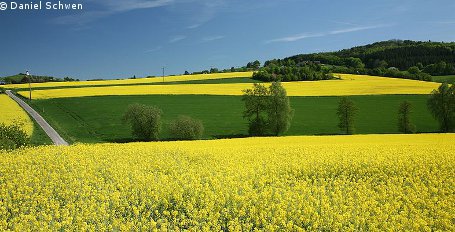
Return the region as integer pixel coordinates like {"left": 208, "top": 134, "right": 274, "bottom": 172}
{"left": 0, "top": 134, "right": 453, "bottom": 231}
{"left": 18, "top": 74, "right": 441, "bottom": 99}
{"left": 5, "top": 72, "right": 254, "bottom": 90}
{"left": 0, "top": 94, "right": 33, "bottom": 135}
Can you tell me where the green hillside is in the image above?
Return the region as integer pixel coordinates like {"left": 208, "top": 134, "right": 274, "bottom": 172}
{"left": 284, "top": 40, "right": 455, "bottom": 73}
{"left": 30, "top": 94, "right": 438, "bottom": 144}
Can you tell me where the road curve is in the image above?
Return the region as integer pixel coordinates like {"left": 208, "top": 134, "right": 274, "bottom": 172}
{"left": 5, "top": 90, "right": 69, "bottom": 146}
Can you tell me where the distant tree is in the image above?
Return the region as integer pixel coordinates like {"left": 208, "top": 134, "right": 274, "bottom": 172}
{"left": 242, "top": 83, "right": 269, "bottom": 136}
{"left": 122, "top": 103, "right": 162, "bottom": 141}
{"left": 210, "top": 68, "right": 219, "bottom": 73}
{"left": 267, "top": 82, "right": 293, "bottom": 135}
{"left": 252, "top": 60, "right": 261, "bottom": 70}
{"left": 337, "top": 97, "right": 358, "bottom": 135}
{"left": 416, "top": 62, "right": 424, "bottom": 70}
{"left": 427, "top": 83, "right": 455, "bottom": 132}
{"left": 345, "top": 57, "right": 365, "bottom": 69}
{"left": 230, "top": 67, "right": 236, "bottom": 72}
{"left": 372, "top": 59, "right": 388, "bottom": 69}
{"left": 169, "top": 115, "right": 204, "bottom": 140}
{"left": 184, "top": 71, "right": 190, "bottom": 75}
{"left": 246, "top": 60, "right": 261, "bottom": 70}
{"left": 398, "top": 101, "right": 416, "bottom": 133}
{"left": 407, "top": 66, "right": 421, "bottom": 75}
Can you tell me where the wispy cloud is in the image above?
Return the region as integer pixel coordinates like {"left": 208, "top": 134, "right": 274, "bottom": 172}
{"left": 54, "top": 0, "right": 175, "bottom": 25}
{"left": 184, "top": 0, "right": 226, "bottom": 29}
{"left": 187, "top": 23, "right": 202, "bottom": 29}
{"left": 329, "top": 25, "right": 385, "bottom": 34}
{"left": 266, "top": 24, "right": 390, "bottom": 44}
{"left": 144, "top": 46, "right": 162, "bottom": 53}
{"left": 202, "top": 35, "right": 225, "bottom": 42}
{"left": 169, "top": 35, "right": 187, "bottom": 43}
{"left": 433, "top": 21, "right": 455, "bottom": 24}
{"left": 267, "top": 33, "right": 325, "bottom": 43}
{"left": 328, "top": 21, "right": 359, "bottom": 27}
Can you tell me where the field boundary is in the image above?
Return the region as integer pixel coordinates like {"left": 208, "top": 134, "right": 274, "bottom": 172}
{"left": 5, "top": 90, "right": 69, "bottom": 146}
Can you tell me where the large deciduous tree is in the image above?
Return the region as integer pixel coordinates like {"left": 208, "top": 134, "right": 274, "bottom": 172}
{"left": 242, "top": 83, "right": 269, "bottom": 136}
{"left": 398, "top": 101, "right": 416, "bottom": 134}
{"left": 427, "top": 83, "right": 455, "bottom": 132}
{"left": 337, "top": 97, "right": 358, "bottom": 135}
{"left": 267, "top": 82, "right": 294, "bottom": 136}
{"left": 242, "top": 82, "right": 293, "bottom": 136}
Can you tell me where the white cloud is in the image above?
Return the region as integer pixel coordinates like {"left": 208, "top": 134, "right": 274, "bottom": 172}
{"left": 102, "top": 0, "right": 174, "bottom": 11}
{"left": 187, "top": 23, "right": 202, "bottom": 29}
{"left": 266, "top": 33, "right": 325, "bottom": 43}
{"left": 54, "top": 0, "right": 175, "bottom": 25}
{"left": 328, "top": 25, "right": 386, "bottom": 35}
{"left": 266, "top": 24, "right": 390, "bottom": 44}
{"left": 184, "top": 0, "right": 226, "bottom": 29}
{"left": 202, "top": 35, "right": 225, "bottom": 42}
{"left": 144, "top": 46, "right": 162, "bottom": 53}
{"left": 169, "top": 35, "right": 187, "bottom": 43}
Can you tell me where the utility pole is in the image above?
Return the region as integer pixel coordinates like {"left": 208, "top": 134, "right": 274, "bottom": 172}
{"left": 26, "top": 70, "right": 31, "bottom": 101}
{"left": 162, "top": 67, "right": 165, "bottom": 82}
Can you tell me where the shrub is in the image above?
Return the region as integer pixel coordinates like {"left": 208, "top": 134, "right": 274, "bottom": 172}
{"left": 122, "top": 104, "right": 162, "bottom": 141}
{"left": 0, "top": 123, "right": 29, "bottom": 150}
{"left": 169, "top": 115, "right": 204, "bottom": 140}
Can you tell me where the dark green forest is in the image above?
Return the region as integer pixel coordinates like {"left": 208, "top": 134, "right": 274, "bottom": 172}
{"left": 252, "top": 40, "right": 454, "bottom": 82}
{"left": 285, "top": 40, "right": 454, "bottom": 74}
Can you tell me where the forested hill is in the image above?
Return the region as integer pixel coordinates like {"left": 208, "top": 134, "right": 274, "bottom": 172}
{"left": 280, "top": 40, "right": 455, "bottom": 76}
{"left": 0, "top": 74, "right": 79, "bottom": 84}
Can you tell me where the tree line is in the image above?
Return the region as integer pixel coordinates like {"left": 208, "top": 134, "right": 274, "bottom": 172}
{"left": 121, "top": 81, "right": 455, "bottom": 142}
{"left": 258, "top": 40, "right": 455, "bottom": 82}
{"left": 330, "top": 83, "right": 455, "bottom": 134}
{"left": 252, "top": 62, "right": 333, "bottom": 82}
{"left": 241, "top": 82, "right": 455, "bottom": 137}
{"left": 1, "top": 74, "right": 79, "bottom": 84}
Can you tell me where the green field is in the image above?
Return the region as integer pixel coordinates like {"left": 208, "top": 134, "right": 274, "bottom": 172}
{"left": 29, "top": 119, "right": 53, "bottom": 145}
{"left": 432, "top": 75, "right": 455, "bottom": 84}
{"left": 30, "top": 94, "right": 439, "bottom": 143}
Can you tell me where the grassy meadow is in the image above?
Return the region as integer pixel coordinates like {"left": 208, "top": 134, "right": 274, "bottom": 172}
{"left": 432, "top": 75, "right": 455, "bottom": 84}
{"left": 30, "top": 94, "right": 438, "bottom": 143}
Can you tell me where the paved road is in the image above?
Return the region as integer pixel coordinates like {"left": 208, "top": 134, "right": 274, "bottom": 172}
{"left": 6, "top": 90, "right": 69, "bottom": 146}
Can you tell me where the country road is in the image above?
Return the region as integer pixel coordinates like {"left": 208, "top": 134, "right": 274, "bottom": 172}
{"left": 6, "top": 90, "right": 69, "bottom": 146}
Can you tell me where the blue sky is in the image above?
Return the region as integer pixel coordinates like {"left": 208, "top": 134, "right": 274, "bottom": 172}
{"left": 0, "top": 0, "right": 454, "bottom": 79}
